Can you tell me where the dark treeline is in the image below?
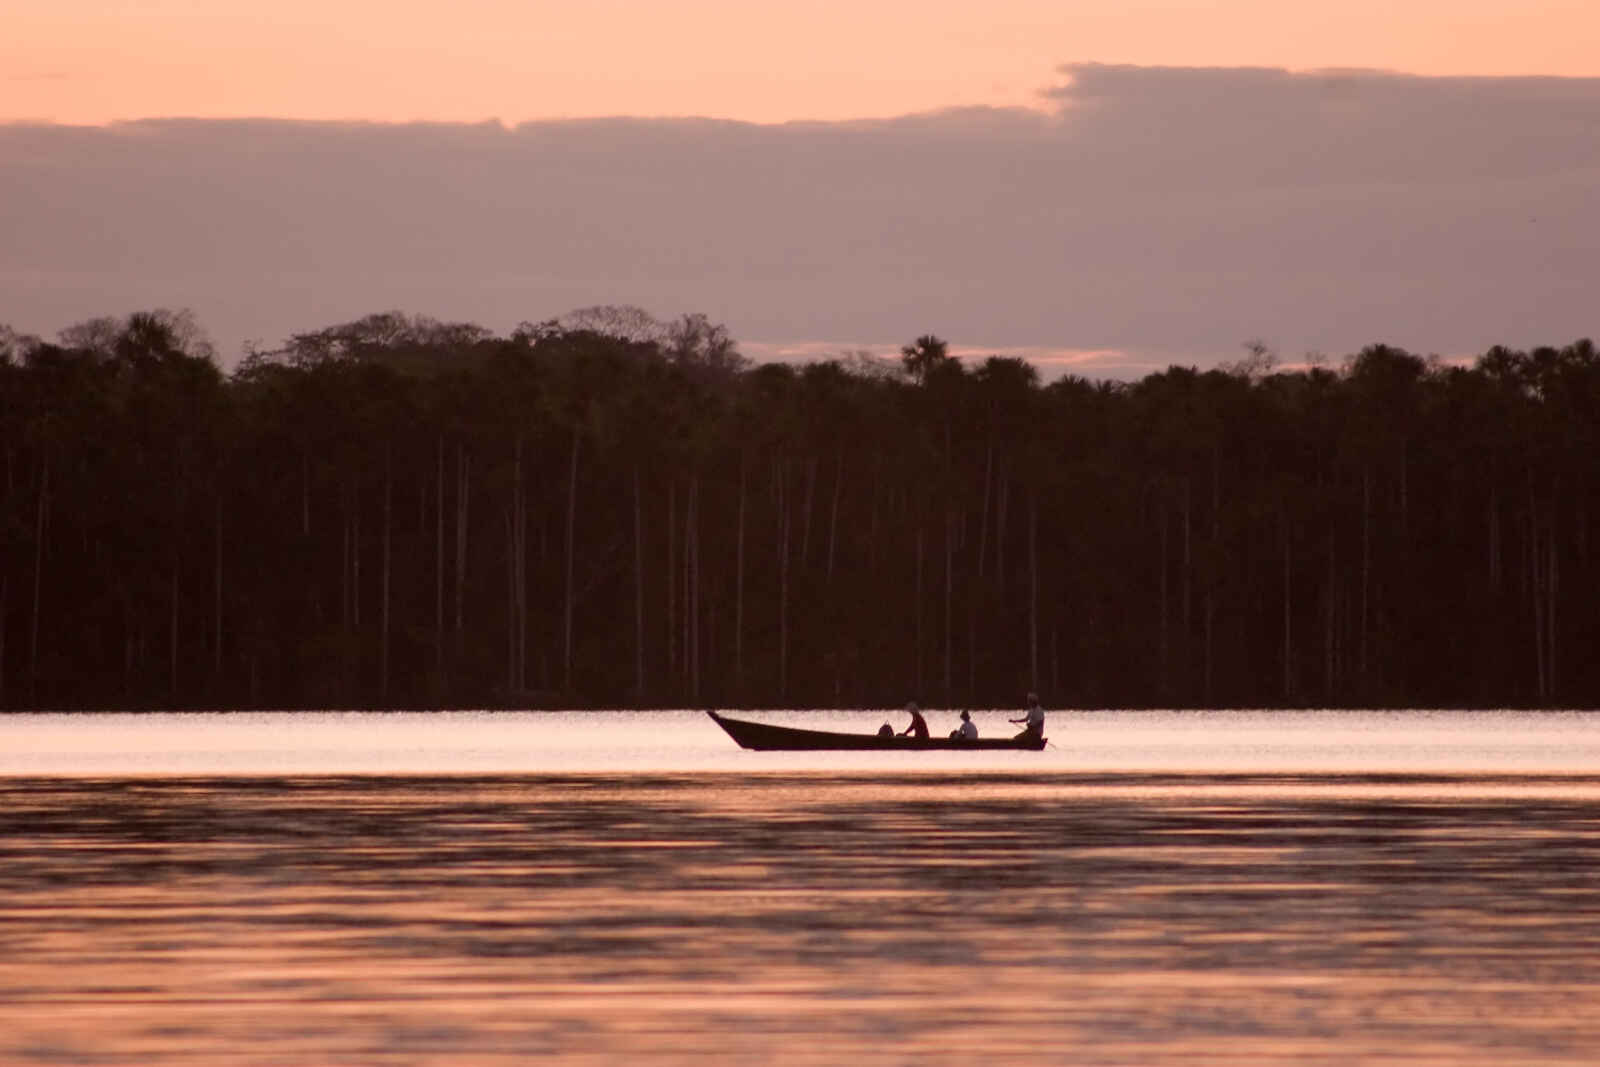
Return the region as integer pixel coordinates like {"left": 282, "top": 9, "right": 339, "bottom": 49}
{"left": 2, "top": 308, "right": 1597, "bottom": 710}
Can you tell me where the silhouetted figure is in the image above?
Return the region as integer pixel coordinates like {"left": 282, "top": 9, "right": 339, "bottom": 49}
{"left": 898, "top": 701, "right": 929, "bottom": 739}
{"left": 1010, "top": 692, "right": 1045, "bottom": 742}
{"left": 949, "top": 709, "right": 978, "bottom": 741}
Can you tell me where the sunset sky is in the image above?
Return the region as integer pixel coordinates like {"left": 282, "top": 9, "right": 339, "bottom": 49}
{"left": 5, "top": 0, "right": 1599, "bottom": 374}
{"left": 8, "top": 0, "right": 1598, "bottom": 125}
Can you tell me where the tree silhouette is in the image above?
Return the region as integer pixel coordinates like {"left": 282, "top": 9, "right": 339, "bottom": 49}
{"left": 3, "top": 308, "right": 1599, "bottom": 710}
{"left": 899, "top": 334, "right": 951, "bottom": 384}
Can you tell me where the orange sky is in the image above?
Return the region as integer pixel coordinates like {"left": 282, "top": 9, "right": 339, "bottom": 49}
{"left": 7, "top": 0, "right": 1598, "bottom": 125}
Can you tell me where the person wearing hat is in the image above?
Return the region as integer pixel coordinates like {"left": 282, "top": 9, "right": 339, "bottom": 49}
{"left": 1009, "top": 693, "right": 1045, "bottom": 742}
{"left": 898, "top": 701, "right": 929, "bottom": 739}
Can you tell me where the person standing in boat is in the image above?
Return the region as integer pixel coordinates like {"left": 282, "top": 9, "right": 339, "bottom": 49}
{"left": 1009, "top": 692, "right": 1045, "bottom": 742}
{"left": 898, "top": 702, "right": 929, "bottom": 739}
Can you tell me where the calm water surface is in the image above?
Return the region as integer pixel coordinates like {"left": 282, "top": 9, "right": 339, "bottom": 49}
{"left": 2, "top": 710, "right": 1599, "bottom": 1064}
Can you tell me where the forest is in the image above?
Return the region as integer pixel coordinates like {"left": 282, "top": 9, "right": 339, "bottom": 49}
{"left": 1, "top": 307, "right": 1596, "bottom": 710}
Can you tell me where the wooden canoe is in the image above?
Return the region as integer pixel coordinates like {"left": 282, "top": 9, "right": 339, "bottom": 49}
{"left": 707, "top": 710, "right": 1046, "bottom": 751}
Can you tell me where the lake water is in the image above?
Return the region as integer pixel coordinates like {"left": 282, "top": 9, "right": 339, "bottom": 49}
{"left": 2, "top": 709, "right": 1599, "bottom": 1064}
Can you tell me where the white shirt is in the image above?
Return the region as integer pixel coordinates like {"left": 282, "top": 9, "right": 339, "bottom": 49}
{"left": 958, "top": 719, "right": 978, "bottom": 740}
{"left": 1025, "top": 705, "right": 1045, "bottom": 729}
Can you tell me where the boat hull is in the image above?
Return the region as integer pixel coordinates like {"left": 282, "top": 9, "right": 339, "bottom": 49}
{"left": 707, "top": 711, "right": 1046, "bottom": 751}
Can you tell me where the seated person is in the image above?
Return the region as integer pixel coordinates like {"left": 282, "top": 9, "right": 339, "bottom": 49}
{"left": 948, "top": 710, "right": 978, "bottom": 741}
{"left": 898, "top": 701, "right": 929, "bottom": 739}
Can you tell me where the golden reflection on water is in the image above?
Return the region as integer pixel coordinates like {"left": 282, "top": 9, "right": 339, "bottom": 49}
{"left": 1, "top": 774, "right": 1600, "bottom": 1064}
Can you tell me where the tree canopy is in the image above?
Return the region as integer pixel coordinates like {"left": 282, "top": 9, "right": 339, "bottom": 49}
{"left": 2, "top": 308, "right": 1597, "bottom": 710}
